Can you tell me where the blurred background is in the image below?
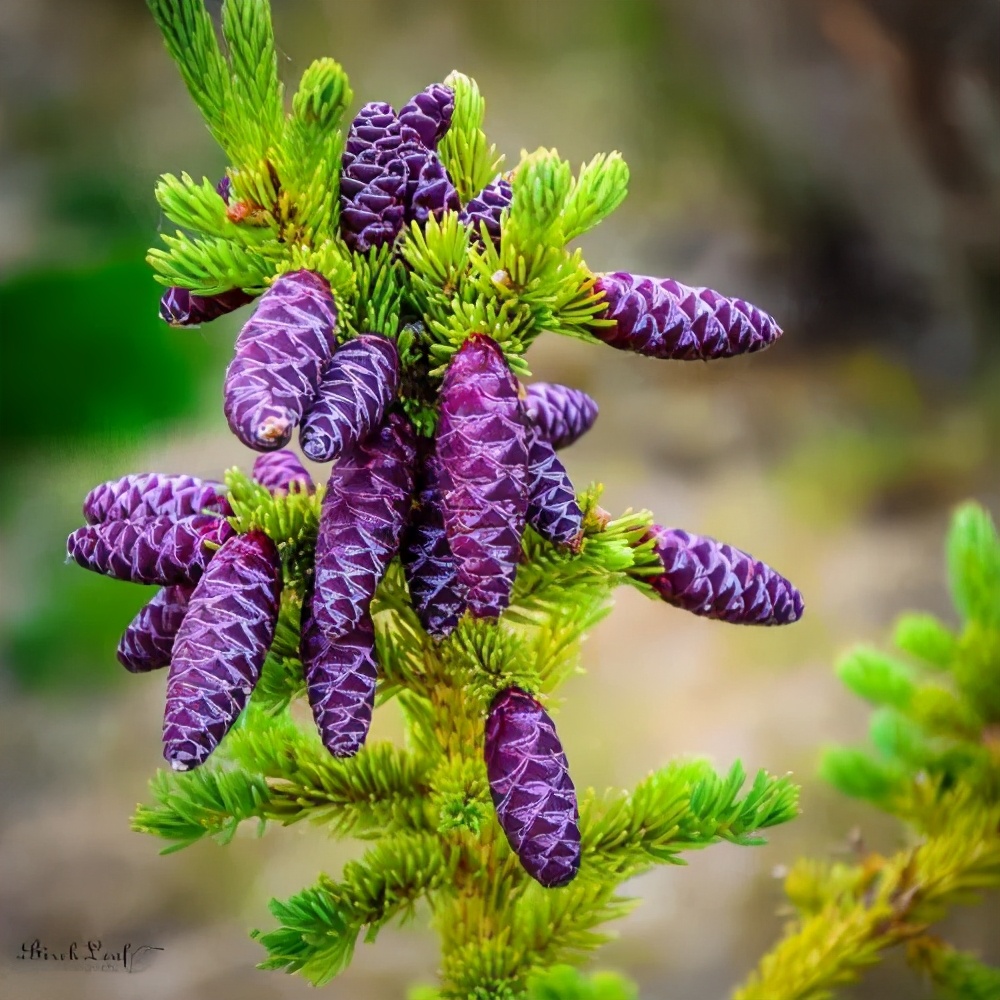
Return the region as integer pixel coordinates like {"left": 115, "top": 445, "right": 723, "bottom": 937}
{"left": 1, "top": 0, "right": 998, "bottom": 997}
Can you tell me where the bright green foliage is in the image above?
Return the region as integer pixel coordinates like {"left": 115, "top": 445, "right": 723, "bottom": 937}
{"left": 736, "top": 501, "right": 1000, "bottom": 1000}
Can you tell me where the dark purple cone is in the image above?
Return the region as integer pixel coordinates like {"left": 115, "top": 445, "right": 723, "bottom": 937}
{"left": 162, "top": 531, "right": 282, "bottom": 771}
{"left": 408, "top": 150, "right": 460, "bottom": 225}
{"left": 593, "top": 272, "right": 783, "bottom": 361}
{"left": 313, "top": 411, "right": 417, "bottom": 638}
{"left": 435, "top": 335, "right": 529, "bottom": 618}
{"left": 524, "top": 383, "right": 599, "bottom": 451}
{"left": 224, "top": 269, "right": 338, "bottom": 451}
{"left": 159, "top": 286, "right": 256, "bottom": 327}
{"left": 343, "top": 102, "right": 401, "bottom": 162}
{"left": 645, "top": 525, "right": 804, "bottom": 625}
{"left": 83, "top": 473, "right": 230, "bottom": 525}
{"left": 399, "top": 83, "right": 454, "bottom": 149}
{"left": 339, "top": 144, "right": 410, "bottom": 253}
{"left": 117, "top": 584, "right": 193, "bottom": 672}
{"left": 400, "top": 450, "right": 466, "bottom": 637}
{"left": 252, "top": 450, "right": 313, "bottom": 493}
{"left": 460, "top": 176, "right": 512, "bottom": 248}
{"left": 485, "top": 687, "right": 581, "bottom": 889}
{"left": 301, "top": 593, "right": 377, "bottom": 757}
{"left": 525, "top": 430, "right": 583, "bottom": 549}
{"left": 67, "top": 515, "right": 234, "bottom": 586}
{"left": 299, "top": 334, "right": 400, "bottom": 463}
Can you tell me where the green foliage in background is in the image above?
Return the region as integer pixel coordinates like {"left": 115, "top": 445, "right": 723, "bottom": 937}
{"left": 736, "top": 501, "right": 1000, "bottom": 1000}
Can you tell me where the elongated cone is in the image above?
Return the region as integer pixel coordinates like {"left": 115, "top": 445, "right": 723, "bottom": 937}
{"left": 407, "top": 150, "right": 460, "bottom": 224}
{"left": 460, "top": 175, "right": 512, "bottom": 248}
{"left": 83, "top": 473, "right": 229, "bottom": 524}
{"left": 485, "top": 687, "right": 581, "bottom": 888}
{"left": 594, "top": 272, "right": 782, "bottom": 360}
{"left": 67, "top": 514, "right": 234, "bottom": 585}
{"left": 301, "top": 593, "right": 378, "bottom": 757}
{"left": 252, "top": 450, "right": 313, "bottom": 493}
{"left": 313, "top": 411, "right": 416, "bottom": 638}
{"left": 162, "top": 531, "right": 282, "bottom": 770}
{"left": 525, "top": 430, "right": 583, "bottom": 549}
{"left": 435, "top": 335, "right": 529, "bottom": 618}
{"left": 299, "top": 334, "right": 400, "bottom": 463}
{"left": 400, "top": 450, "right": 466, "bottom": 637}
{"left": 224, "top": 269, "right": 337, "bottom": 450}
{"left": 117, "top": 584, "right": 193, "bottom": 672}
{"left": 524, "top": 383, "right": 599, "bottom": 451}
{"left": 646, "top": 525, "right": 803, "bottom": 625}
{"left": 399, "top": 83, "right": 454, "bottom": 149}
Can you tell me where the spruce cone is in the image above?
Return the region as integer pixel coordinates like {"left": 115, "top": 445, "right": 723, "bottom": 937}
{"left": 525, "top": 383, "right": 599, "bottom": 451}
{"left": 159, "top": 286, "right": 256, "bottom": 327}
{"left": 594, "top": 272, "right": 783, "bottom": 361}
{"left": 400, "top": 450, "right": 466, "bottom": 638}
{"left": 435, "top": 335, "right": 529, "bottom": 618}
{"left": 299, "top": 334, "right": 400, "bottom": 463}
{"left": 646, "top": 525, "right": 803, "bottom": 625}
{"left": 301, "top": 593, "right": 378, "bottom": 757}
{"left": 67, "top": 514, "right": 234, "bottom": 586}
{"left": 343, "top": 102, "right": 401, "bottom": 162}
{"left": 252, "top": 450, "right": 313, "bottom": 493}
{"left": 525, "top": 430, "right": 583, "bottom": 549}
{"left": 224, "top": 269, "right": 338, "bottom": 451}
{"left": 313, "top": 411, "right": 416, "bottom": 638}
{"left": 117, "top": 585, "right": 193, "bottom": 672}
{"left": 399, "top": 83, "right": 454, "bottom": 149}
{"left": 83, "top": 473, "right": 229, "bottom": 525}
{"left": 339, "top": 144, "right": 410, "bottom": 253}
{"left": 485, "top": 687, "right": 581, "bottom": 889}
{"left": 407, "top": 150, "right": 460, "bottom": 225}
{"left": 460, "top": 176, "right": 512, "bottom": 248}
{"left": 162, "top": 531, "right": 282, "bottom": 770}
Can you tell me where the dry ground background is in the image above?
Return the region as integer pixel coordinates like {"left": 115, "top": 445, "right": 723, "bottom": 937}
{"left": 1, "top": 0, "right": 998, "bottom": 997}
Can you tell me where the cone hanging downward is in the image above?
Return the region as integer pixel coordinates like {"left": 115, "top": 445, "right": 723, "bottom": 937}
{"left": 524, "top": 383, "right": 599, "bottom": 451}
{"left": 117, "top": 584, "right": 193, "bottom": 673}
{"left": 485, "top": 687, "right": 581, "bottom": 888}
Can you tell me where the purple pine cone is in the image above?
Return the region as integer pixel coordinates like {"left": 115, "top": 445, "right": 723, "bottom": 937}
{"left": 646, "top": 525, "right": 804, "bottom": 625}
{"left": 83, "top": 473, "right": 229, "bottom": 525}
{"left": 485, "top": 687, "right": 581, "bottom": 889}
{"left": 117, "top": 584, "right": 193, "bottom": 672}
{"left": 159, "top": 286, "right": 256, "bottom": 327}
{"left": 339, "top": 144, "right": 410, "bottom": 253}
{"left": 252, "top": 450, "right": 313, "bottom": 493}
{"left": 594, "top": 272, "right": 783, "bottom": 361}
{"left": 344, "top": 102, "right": 401, "bottom": 161}
{"left": 408, "top": 150, "right": 460, "bottom": 225}
{"left": 67, "top": 514, "right": 234, "bottom": 586}
{"left": 400, "top": 450, "right": 466, "bottom": 638}
{"left": 460, "top": 176, "right": 512, "bottom": 248}
{"left": 163, "top": 531, "right": 282, "bottom": 770}
{"left": 301, "top": 593, "right": 378, "bottom": 757}
{"left": 224, "top": 269, "right": 338, "bottom": 451}
{"left": 525, "top": 430, "right": 583, "bottom": 549}
{"left": 435, "top": 335, "right": 529, "bottom": 618}
{"left": 525, "top": 383, "right": 599, "bottom": 451}
{"left": 313, "top": 411, "right": 416, "bottom": 638}
{"left": 399, "top": 83, "right": 454, "bottom": 149}
{"left": 299, "top": 334, "right": 400, "bottom": 463}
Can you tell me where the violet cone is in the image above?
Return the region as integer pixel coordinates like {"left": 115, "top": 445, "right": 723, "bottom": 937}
{"left": 484, "top": 687, "right": 581, "bottom": 889}
{"left": 224, "top": 269, "right": 338, "bottom": 450}
{"left": 67, "top": 514, "right": 234, "bottom": 586}
{"left": 117, "top": 584, "right": 194, "bottom": 672}
{"left": 525, "top": 383, "right": 599, "bottom": 452}
{"left": 400, "top": 450, "right": 466, "bottom": 638}
{"left": 460, "top": 176, "right": 512, "bottom": 248}
{"left": 343, "top": 102, "right": 401, "bottom": 162}
{"left": 339, "top": 144, "right": 410, "bottom": 253}
{"left": 646, "top": 525, "right": 804, "bottom": 625}
{"left": 301, "top": 593, "right": 378, "bottom": 757}
{"left": 399, "top": 83, "right": 454, "bottom": 150}
{"left": 252, "top": 450, "right": 313, "bottom": 493}
{"left": 312, "top": 411, "right": 416, "bottom": 638}
{"left": 163, "top": 531, "right": 282, "bottom": 771}
{"left": 525, "top": 429, "right": 583, "bottom": 549}
{"left": 83, "top": 473, "right": 229, "bottom": 525}
{"left": 593, "top": 272, "right": 782, "bottom": 361}
{"left": 299, "top": 334, "right": 400, "bottom": 463}
{"left": 407, "top": 150, "right": 460, "bottom": 225}
{"left": 435, "top": 335, "right": 529, "bottom": 618}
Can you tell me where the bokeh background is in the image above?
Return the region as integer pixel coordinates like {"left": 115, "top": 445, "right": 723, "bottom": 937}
{"left": 1, "top": 0, "right": 998, "bottom": 997}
